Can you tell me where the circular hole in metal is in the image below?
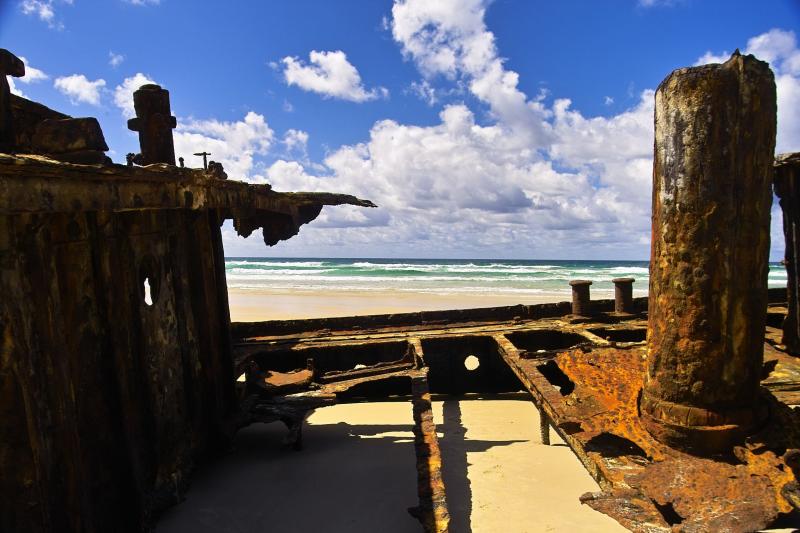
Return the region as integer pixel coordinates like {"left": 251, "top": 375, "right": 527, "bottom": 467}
{"left": 464, "top": 355, "right": 480, "bottom": 371}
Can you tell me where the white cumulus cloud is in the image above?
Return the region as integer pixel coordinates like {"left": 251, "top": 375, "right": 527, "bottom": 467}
{"left": 20, "top": 0, "right": 71, "bottom": 29}
{"left": 108, "top": 51, "right": 125, "bottom": 68}
{"left": 282, "top": 128, "right": 309, "bottom": 158}
{"left": 54, "top": 74, "right": 106, "bottom": 105}
{"left": 223, "top": 8, "right": 795, "bottom": 260}
{"left": 282, "top": 50, "right": 388, "bottom": 102}
{"left": 391, "top": 0, "right": 551, "bottom": 146}
{"left": 174, "top": 112, "right": 274, "bottom": 179}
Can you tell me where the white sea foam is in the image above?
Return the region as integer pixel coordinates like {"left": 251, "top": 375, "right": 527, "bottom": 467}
{"left": 224, "top": 259, "right": 787, "bottom": 294}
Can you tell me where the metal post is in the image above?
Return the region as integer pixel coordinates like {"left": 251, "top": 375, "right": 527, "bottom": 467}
{"left": 612, "top": 277, "right": 635, "bottom": 314}
{"left": 642, "top": 51, "right": 776, "bottom": 454}
{"left": 127, "top": 84, "right": 177, "bottom": 165}
{"left": 569, "top": 280, "right": 592, "bottom": 317}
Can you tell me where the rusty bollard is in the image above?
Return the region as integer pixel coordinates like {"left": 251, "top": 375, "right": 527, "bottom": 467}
{"left": 127, "top": 84, "right": 177, "bottom": 165}
{"left": 569, "top": 280, "right": 592, "bottom": 317}
{"left": 641, "top": 51, "right": 776, "bottom": 454}
{"left": 612, "top": 277, "right": 635, "bottom": 315}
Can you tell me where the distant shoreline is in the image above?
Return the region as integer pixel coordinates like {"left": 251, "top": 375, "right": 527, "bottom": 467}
{"left": 227, "top": 287, "right": 572, "bottom": 322}
{"left": 224, "top": 257, "right": 787, "bottom": 321}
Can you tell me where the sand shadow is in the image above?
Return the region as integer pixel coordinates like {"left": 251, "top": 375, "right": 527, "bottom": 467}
{"left": 156, "top": 418, "right": 421, "bottom": 533}
{"left": 438, "top": 398, "right": 528, "bottom": 533}
{"left": 156, "top": 398, "right": 530, "bottom": 533}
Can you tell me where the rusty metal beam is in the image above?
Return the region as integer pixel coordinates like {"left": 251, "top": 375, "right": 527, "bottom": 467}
{"left": 409, "top": 368, "right": 450, "bottom": 533}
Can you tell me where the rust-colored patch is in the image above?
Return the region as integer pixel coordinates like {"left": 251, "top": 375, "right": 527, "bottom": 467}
{"left": 410, "top": 369, "right": 450, "bottom": 533}
{"left": 499, "top": 340, "right": 799, "bottom": 532}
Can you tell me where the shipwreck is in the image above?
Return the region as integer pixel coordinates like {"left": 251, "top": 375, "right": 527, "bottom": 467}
{"left": 3, "top": 47, "right": 800, "bottom": 532}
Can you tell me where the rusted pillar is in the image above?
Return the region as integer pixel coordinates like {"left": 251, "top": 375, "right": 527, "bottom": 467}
{"left": 642, "top": 52, "right": 776, "bottom": 454}
{"left": 0, "top": 49, "right": 25, "bottom": 151}
{"left": 612, "top": 277, "right": 635, "bottom": 314}
{"left": 775, "top": 153, "right": 800, "bottom": 355}
{"left": 538, "top": 405, "right": 550, "bottom": 445}
{"left": 569, "top": 280, "right": 592, "bottom": 317}
{"left": 127, "top": 84, "right": 177, "bottom": 165}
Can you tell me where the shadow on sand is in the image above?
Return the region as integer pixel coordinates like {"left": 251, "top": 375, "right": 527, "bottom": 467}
{"left": 156, "top": 399, "right": 526, "bottom": 533}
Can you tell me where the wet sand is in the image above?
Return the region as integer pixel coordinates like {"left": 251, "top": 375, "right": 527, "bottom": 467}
{"left": 227, "top": 288, "right": 572, "bottom": 322}
{"left": 156, "top": 396, "right": 626, "bottom": 533}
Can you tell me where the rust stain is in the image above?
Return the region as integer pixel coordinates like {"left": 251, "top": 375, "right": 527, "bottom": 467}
{"left": 506, "top": 343, "right": 799, "bottom": 531}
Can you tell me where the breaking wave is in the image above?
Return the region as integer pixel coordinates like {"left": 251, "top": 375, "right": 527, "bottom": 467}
{"left": 224, "top": 258, "right": 787, "bottom": 295}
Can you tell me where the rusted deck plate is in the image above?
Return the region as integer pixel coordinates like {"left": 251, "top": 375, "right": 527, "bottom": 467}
{"left": 496, "top": 338, "right": 800, "bottom": 532}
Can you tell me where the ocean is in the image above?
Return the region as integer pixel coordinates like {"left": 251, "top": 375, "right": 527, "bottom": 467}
{"left": 225, "top": 258, "right": 789, "bottom": 300}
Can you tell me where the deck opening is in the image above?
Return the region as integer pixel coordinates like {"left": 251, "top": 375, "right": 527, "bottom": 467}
{"left": 536, "top": 360, "right": 575, "bottom": 395}
{"left": 588, "top": 328, "right": 646, "bottom": 343}
{"left": 506, "top": 330, "right": 588, "bottom": 352}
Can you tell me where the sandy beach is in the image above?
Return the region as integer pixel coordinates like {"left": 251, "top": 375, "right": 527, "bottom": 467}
{"left": 157, "top": 396, "right": 626, "bottom": 533}
{"left": 227, "top": 288, "right": 570, "bottom": 322}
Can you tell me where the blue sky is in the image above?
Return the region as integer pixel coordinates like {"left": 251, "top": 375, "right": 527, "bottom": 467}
{"left": 3, "top": 0, "right": 800, "bottom": 259}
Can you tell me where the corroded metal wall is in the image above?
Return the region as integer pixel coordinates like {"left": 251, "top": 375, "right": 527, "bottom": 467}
{"left": 0, "top": 207, "right": 235, "bottom": 532}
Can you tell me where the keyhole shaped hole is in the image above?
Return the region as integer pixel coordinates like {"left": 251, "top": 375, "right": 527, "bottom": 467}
{"left": 143, "top": 278, "right": 153, "bottom": 306}
{"left": 464, "top": 355, "right": 480, "bottom": 371}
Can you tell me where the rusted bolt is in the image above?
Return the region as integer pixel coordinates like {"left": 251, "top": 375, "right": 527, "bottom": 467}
{"left": 569, "top": 280, "right": 592, "bottom": 317}
{"left": 612, "top": 277, "right": 635, "bottom": 314}
{"left": 127, "top": 84, "right": 177, "bottom": 166}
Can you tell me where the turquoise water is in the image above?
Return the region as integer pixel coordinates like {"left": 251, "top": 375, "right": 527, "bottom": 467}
{"left": 225, "top": 258, "right": 788, "bottom": 299}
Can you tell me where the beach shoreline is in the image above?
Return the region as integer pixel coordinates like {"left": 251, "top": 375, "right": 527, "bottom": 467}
{"left": 227, "top": 287, "right": 578, "bottom": 321}
{"left": 223, "top": 257, "right": 785, "bottom": 322}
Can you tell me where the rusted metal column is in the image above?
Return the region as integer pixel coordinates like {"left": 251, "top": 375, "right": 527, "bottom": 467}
{"left": 612, "top": 277, "right": 635, "bottom": 314}
{"left": 0, "top": 49, "right": 25, "bottom": 151}
{"left": 569, "top": 280, "right": 592, "bottom": 317}
{"left": 775, "top": 153, "right": 800, "bottom": 355}
{"left": 538, "top": 405, "right": 550, "bottom": 445}
{"left": 127, "top": 84, "right": 177, "bottom": 165}
{"left": 642, "top": 52, "right": 776, "bottom": 454}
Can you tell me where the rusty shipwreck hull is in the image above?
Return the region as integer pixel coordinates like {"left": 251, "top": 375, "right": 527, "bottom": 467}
{"left": 230, "top": 288, "right": 798, "bottom": 533}
{"left": 0, "top": 156, "right": 373, "bottom": 533}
